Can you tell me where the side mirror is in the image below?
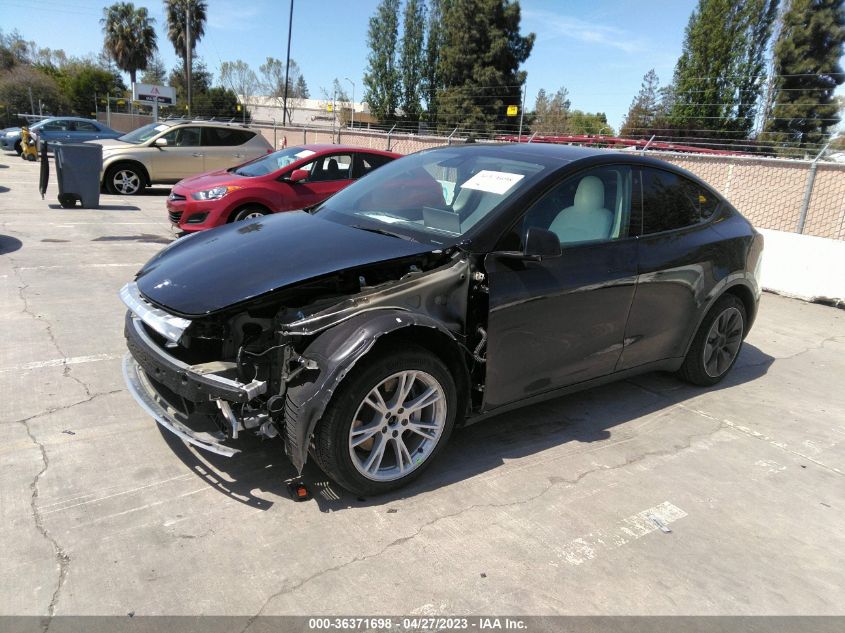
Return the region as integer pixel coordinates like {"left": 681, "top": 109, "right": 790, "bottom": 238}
{"left": 154, "top": 137, "right": 168, "bottom": 148}
{"left": 286, "top": 169, "right": 309, "bottom": 183}
{"left": 523, "top": 227, "right": 562, "bottom": 261}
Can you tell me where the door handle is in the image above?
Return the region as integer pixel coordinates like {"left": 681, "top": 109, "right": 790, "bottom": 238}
{"left": 233, "top": 153, "right": 244, "bottom": 158}
{"left": 192, "top": 152, "right": 204, "bottom": 157}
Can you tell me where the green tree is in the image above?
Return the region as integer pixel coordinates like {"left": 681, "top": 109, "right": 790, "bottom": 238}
{"left": 363, "top": 0, "right": 401, "bottom": 120}
{"left": 423, "top": 0, "right": 442, "bottom": 120}
{"left": 295, "top": 75, "right": 309, "bottom": 99}
{"left": 568, "top": 111, "right": 613, "bottom": 135}
{"left": 399, "top": 0, "right": 426, "bottom": 121}
{"left": 168, "top": 58, "right": 211, "bottom": 106}
{"left": 101, "top": 2, "right": 157, "bottom": 85}
{"left": 436, "top": 0, "right": 534, "bottom": 132}
{"left": 140, "top": 54, "right": 167, "bottom": 84}
{"left": 670, "top": 0, "right": 778, "bottom": 138}
{"left": 219, "top": 59, "right": 258, "bottom": 111}
{"left": 0, "top": 65, "right": 64, "bottom": 118}
{"left": 58, "top": 61, "right": 125, "bottom": 116}
{"left": 764, "top": 0, "right": 845, "bottom": 149}
{"left": 620, "top": 69, "right": 661, "bottom": 137}
{"left": 165, "top": 0, "right": 207, "bottom": 94}
{"left": 192, "top": 86, "right": 245, "bottom": 120}
{"left": 531, "top": 87, "right": 571, "bottom": 134}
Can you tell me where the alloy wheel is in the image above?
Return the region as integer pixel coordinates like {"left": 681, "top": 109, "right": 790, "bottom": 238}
{"left": 703, "top": 306, "right": 743, "bottom": 378}
{"left": 348, "top": 370, "right": 447, "bottom": 482}
{"left": 113, "top": 169, "right": 141, "bottom": 195}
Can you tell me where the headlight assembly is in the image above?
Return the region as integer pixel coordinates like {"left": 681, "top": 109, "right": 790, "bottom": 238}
{"left": 191, "top": 185, "right": 241, "bottom": 201}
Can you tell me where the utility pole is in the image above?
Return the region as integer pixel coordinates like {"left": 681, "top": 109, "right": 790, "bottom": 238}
{"left": 186, "top": 0, "right": 192, "bottom": 117}
{"left": 28, "top": 86, "right": 34, "bottom": 115}
{"left": 282, "top": 0, "right": 294, "bottom": 126}
{"left": 345, "top": 77, "right": 355, "bottom": 128}
{"left": 518, "top": 84, "right": 526, "bottom": 141}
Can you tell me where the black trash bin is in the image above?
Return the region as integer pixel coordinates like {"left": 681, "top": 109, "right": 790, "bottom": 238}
{"left": 52, "top": 142, "right": 103, "bottom": 208}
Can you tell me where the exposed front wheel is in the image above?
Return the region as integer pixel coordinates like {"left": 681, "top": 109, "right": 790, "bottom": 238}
{"left": 313, "top": 346, "right": 457, "bottom": 496}
{"left": 678, "top": 294, "right": 746, "bottom": 386}
{"left": 230, "top": 206, "right": 266, "bottom": 223}
{"left": 105, "top": 164, "right": 144, "bottom": 195}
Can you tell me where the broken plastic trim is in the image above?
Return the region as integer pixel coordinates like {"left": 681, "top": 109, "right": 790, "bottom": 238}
{"left": 120, "top": 281, "right": 191, "bottom": 344}
{"left": 122, "top": 354, "right": 240, "bottom": 457}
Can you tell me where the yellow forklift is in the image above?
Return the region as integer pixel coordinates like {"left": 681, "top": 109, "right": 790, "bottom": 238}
{"left": 20, "top": 126, "right": 38, "bottom": 161}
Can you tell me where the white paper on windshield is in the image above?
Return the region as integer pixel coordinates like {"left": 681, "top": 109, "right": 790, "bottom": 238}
{"left": 363, "top": 213, "right": 404, "bottom": 224}
{"left": 460, "top": 170, "right": 524, "bottom": 195}
{"left": 154, "top": 124, "right": 168, "bottom": 132}
{"left": 295, "top": 149, "right": 315, "bottom": 159}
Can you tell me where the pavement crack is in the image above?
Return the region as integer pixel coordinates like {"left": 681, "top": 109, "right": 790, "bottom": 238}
{"left": 9, "top": 389, "right": 123, "bottom": 427}
{"left": 11, "top": 263, "right": 94, "bottom": 398}
{"left": 243, "top": 416, "right": 723, "bottom": 626}
{"left": 20, "top": 417, "right": 71, "bottom": 626}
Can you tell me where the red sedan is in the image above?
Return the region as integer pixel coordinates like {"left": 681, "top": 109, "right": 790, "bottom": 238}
{"left": 166, "top": 144, "right": 400, "bottom": 232}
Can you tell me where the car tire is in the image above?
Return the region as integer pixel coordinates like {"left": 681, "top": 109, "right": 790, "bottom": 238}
{"left": 677, "top": 294, "right": 747, "bottom": 386}
{"left": 13, "top": 140, "right": 22, "bottom": 155}
{"left": 105, "top": 163, "right": 145, "bottom": 195}
{"left": 313, "top": 345, "right": 457, "bottom": 496}
{"left": 230, "top": 206, "right": 267, "bottom": 223}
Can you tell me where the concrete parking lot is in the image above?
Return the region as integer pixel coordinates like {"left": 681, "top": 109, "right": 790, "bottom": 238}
{"left": 1, "top": 152, "right": 844, "bottom": 618}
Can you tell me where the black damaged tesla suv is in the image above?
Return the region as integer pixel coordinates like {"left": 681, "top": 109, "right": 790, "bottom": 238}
{"left": 120, "top": 144, "right": 763, "bottom": 495}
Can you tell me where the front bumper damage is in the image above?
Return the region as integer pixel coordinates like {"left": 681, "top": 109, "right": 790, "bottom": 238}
{"left": 120, "top": 282, "right": 268, "bottom": 456}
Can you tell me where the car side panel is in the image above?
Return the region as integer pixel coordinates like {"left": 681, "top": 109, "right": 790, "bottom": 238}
{"left": 618, "top": 222, "right": 730, "bottom": 370}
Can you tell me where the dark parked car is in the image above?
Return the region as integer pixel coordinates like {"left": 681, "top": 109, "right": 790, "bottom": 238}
{"left": 120, "top": 144, "right": 763, "bottom": 495}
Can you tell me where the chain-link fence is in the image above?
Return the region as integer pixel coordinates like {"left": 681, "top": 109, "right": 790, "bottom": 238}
{"left": 248, "top": 121, "right": 845, "bottom": 241}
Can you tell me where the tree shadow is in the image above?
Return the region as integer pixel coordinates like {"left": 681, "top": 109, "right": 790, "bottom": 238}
{"left": 0, "top": 235, "right": 23, "bottom": 254}
{"left": 158, "top": 343, "right": 776, "bottom": 511}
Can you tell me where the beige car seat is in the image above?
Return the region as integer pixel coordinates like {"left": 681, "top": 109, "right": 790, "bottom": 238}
{"left": 549, "top": 176, "right": 613, "bottom": 243}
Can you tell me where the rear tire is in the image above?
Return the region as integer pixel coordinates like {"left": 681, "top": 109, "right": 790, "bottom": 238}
{"left": 313, "top": 345, "right": 457, "bottom": 496}
{"left": 678, "top": 294, "right": 746, "bottom": 386}
{"left": 13, "top": 140, "right": 22, "bottom": 155}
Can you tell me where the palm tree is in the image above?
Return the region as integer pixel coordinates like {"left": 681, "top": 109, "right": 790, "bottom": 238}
{"left": 101, "top": 2, "right": 158, "bottom": 85}
{"left": 165, "top": 0, "right": 208, "bottom": 92}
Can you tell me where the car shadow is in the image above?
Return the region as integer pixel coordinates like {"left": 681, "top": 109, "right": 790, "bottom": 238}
{"left": 0, "top": 186, "right": 9, "bottom": 193}
{"left": 158, "top": 343, "right": 775, "bottom": 512}
{"left": 0, "top": 235, "right": 23, "bottom": 254}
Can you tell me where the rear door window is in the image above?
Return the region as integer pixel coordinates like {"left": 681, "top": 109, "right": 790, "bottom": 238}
{"left": 309, "top": 154, "right": 353, "bottom": 182}
{"left": 354, "top": 153, "right": 393, "bottom": 178}
{"left": 640, "top": 167, "right": 720, "bottom": 235}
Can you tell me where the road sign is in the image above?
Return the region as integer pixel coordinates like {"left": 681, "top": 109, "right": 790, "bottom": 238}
{"left": 131, "top": 83, "right": 176, "bottom": 105}
{"left": 507, "top": 105, "right": 519, "bottom": 117}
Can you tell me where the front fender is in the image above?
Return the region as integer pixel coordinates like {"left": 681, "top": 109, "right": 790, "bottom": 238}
{"left": 283, "top": 309, "right": 458, "bottom": 473}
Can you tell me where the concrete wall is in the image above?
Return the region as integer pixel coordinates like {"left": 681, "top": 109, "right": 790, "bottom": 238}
{"left": 758, "top": 228, "right": 845, "bottom": 304}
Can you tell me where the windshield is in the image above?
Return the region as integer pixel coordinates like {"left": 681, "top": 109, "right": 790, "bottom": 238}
{"left": 233, "top": 146, "right": 316, "bottom": 177}
{"left": 118, "top": 122, "right": 171, "bottom": 144}
{"left": 314, "top": 149, "right": 545, "bottom": 245}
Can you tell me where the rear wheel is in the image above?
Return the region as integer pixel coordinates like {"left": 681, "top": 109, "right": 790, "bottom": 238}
{"left": 58, "top": 194, "right": 77, "bottom": 208}
{"left": 678, "top": 294, "right": 746, "bottom": 386}
{"left": 105, "top": 164, "right": 145, "bottom": 195}
{"left": 230, "top": 206, "right": 267, "bottom": 223}
{"left": 313, "top": 346, "right": 457, "bottom": 496}
{"left": 13, "top": 140, "right": 22, "bottom": 155}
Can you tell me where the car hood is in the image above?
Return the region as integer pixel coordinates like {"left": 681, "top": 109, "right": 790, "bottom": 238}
{"left": 135, "top": 211, "right": 436, "bottom": 316}
{"left": 88, "top": 138, "right": 130, "bottom": 149}
{"left": 174, "top": 169, "right": 241, "bottom": 191}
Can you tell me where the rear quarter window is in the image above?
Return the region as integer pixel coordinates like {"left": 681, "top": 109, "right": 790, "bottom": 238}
{"left": 641, "top": 167, "right": 720, "bottom": 234}
{"left": 204, "top": 128, "right": 255, "bottom": 146}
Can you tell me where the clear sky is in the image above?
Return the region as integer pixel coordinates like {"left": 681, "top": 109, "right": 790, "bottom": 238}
{"left": 0, "top": 0, "right": 702, "bottom": 129}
